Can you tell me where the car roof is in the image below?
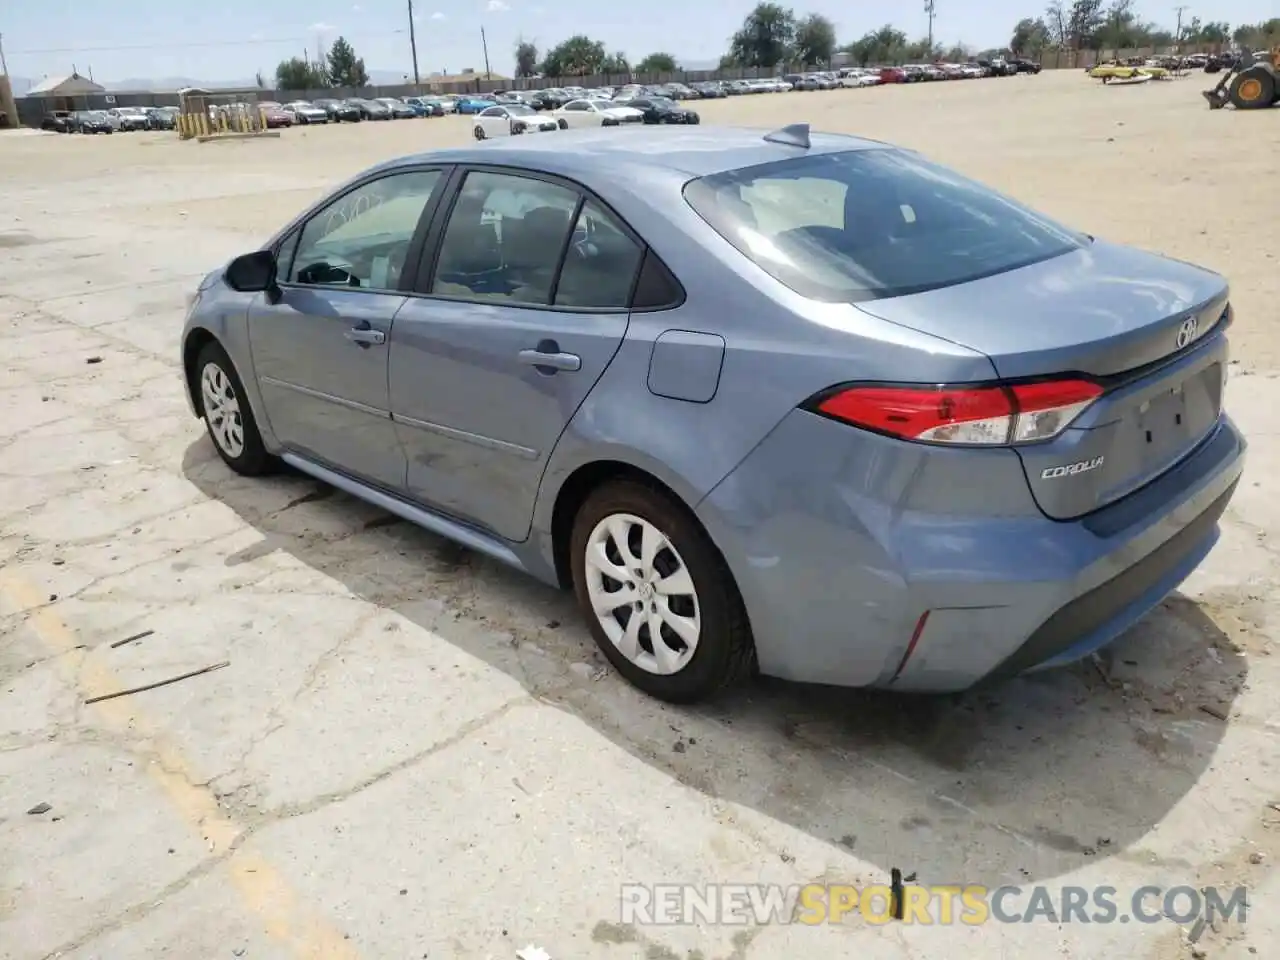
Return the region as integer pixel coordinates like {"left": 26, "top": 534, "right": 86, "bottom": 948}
{"left": 382, "top": 126, "right": 890, "bottom": 180}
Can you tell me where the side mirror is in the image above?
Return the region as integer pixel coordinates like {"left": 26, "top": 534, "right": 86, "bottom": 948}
{"left": 225, "top": 250, "right": 278, "bottom": 295}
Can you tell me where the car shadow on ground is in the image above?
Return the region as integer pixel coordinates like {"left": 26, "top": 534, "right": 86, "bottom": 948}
{"left": 182, "top": 440, "right": 1247, "bottom": 889}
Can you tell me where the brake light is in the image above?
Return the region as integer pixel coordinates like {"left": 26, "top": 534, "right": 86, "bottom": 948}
{"left": 813, "top": 379, "right": 1103, "bottom": 445}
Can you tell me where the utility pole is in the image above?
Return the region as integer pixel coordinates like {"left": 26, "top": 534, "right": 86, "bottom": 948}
{"left": 924, "top": 1, "right": 936, "bottom": 57}
{"left": 406, "top": 0, "right": 420, "bottom": 85}
{"left": 1174, "top": 6, "right": 1188, "bottom": 49}
{"left": 481, "top": 26, "right": 491, "bottom": 79}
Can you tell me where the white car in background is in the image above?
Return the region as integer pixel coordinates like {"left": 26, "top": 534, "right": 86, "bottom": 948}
{"left": 840, "top": 69, "right": 881, "bottom": 87}
{"left": 551, "top": 98, "right": 644, "bottom": 129}
{"left": 473, "top": 103, "right": 559, "bottom": 139}
{"left": 284, "top": 100, "right": 329, "bottom": 123}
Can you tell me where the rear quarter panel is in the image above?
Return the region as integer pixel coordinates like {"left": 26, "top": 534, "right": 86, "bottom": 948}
{"left": 531, "top": 169, "right": 1000, "bottom": 560}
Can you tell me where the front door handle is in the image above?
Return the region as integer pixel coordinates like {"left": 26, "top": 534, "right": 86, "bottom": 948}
{"left": 345, "top": 324, "right": 386, "bottom": 347}
{"left": 519, "top": 340, "right": 581, "bottom": 373}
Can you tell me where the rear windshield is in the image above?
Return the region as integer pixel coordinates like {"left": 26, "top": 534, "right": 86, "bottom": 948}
{"left": 683, "top": 148, "right": 1083, "bottom": 303}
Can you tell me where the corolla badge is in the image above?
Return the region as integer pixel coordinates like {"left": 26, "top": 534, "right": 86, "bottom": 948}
{"left": 1042, "top": 456, "right": 1105, "bottom": 480}
{"left": 1175, "top": 316, "right": 1199, "bottom": 350}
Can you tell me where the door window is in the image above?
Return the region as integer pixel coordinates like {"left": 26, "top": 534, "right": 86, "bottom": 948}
{"left": 430, "top": 171, "right": 580, "bottom": 306}
{"left": 287, "top": 170, "right": 442, "bottom": 291}
{"left": 553, "top": 200, "right": 644, "bottom": 309}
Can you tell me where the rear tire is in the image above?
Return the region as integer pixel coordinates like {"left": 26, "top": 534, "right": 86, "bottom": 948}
{"left": 1229, "top": 66, "right": 1277, "bottom": 109}
{"left": 195, "top": 341, "right": 275, "bottom": 476}
{"left": 474, "top": 125, "right": 486, "bottom": 140}
{"left": 569, "top": 480, "right": 755, "bottom": 703}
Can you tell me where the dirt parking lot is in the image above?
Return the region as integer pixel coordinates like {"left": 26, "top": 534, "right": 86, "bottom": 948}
{"left": 2, "top": 71, "right": 1279, "bottom": 960}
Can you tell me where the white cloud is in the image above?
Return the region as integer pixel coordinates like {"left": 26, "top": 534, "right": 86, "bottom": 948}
{"left": 309, "top": 21, "right": 337, "bottom": 31}
{"left": 248, "top": 32, "right": 264, "bottom": 41}
{"left": 486, "top": 0, "right": 510, "bottom": 11}
{"left": 352, "top": 4, "right": 362, "bottom": 10}
{"left": 431, "top": 11, "right": 446, "bottom": 19}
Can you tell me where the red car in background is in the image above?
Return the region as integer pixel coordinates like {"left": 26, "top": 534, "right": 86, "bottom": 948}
{"left": 878, "top": 67, "right": 908, "bottom": 83}
{"left": 258, "top": 102, "right": 295, "bottom": 129}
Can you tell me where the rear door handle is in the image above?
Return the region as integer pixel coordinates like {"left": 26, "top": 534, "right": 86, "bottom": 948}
{"left": 518, "top": 345, "right": 581, "bottom": 373}
{"left": 345, "top": 325, "right": 386, "bottom": 347}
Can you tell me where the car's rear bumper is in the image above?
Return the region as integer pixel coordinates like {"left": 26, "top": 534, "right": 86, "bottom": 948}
{"left": 695, "top": 409, "right": 1246, "bottom": 693}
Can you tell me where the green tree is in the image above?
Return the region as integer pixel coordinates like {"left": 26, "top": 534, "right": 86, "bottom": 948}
{"left": 600, "top": 51, "right": 631, "bottom": 73}
{"left": 1067, "top": 0, "right": 1106, "bottom": 50}
{"left": 636, "top": 52, "right": 678, "bottom": 73}
{"left": 841, "top": 25, "right": 909, "bottom": 66}
{"left": 1010, "top": 17, "right": 1050, "bottom": 55}
{"left": 1233, "top": 19, "right": 1280, "bottom": 49}
{"left": 724, "top": 3, "right": 797, "bottom": 67}
{"left": 794, "top": 14, "right": 836, "bottom": 65}
{"left": 539, "top": 35, "right": 607, "bottom": 76}
{"left": 514, "top": 39, "right": 539, "bottom": 77}
{"left": 275, "top": 57, "right": 329, "bottom": 90}
{"left": 326, "top": 36, "right": 369, "bottom": 88}
{"left": 1045, "top": 1, "right": 1068, "bottom": 48}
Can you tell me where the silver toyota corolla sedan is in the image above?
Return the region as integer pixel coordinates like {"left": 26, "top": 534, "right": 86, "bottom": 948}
{"left": 180, "top": 124, "right": 1245, "bottom": 703}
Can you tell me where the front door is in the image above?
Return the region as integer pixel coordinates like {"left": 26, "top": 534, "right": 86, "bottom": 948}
{"left": 389, "top": 168, "right": 644, "bottom": 541}
{"left": 248, "top": 168, "right": 446, "bottom": 490}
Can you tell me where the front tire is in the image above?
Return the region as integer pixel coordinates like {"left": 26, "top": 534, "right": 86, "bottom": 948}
{"left": 569, "top": 480, "right": 755, "bottom": 703}
{"left": 195, "top": 341, "right": 274, "bottom": 476}
{"left": 474, "top": 124, "right": 486, "bottom": 140}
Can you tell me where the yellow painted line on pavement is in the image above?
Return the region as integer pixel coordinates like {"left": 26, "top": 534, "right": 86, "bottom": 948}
{"left": 2, "top": 576, "right": 363, "bottom": 959}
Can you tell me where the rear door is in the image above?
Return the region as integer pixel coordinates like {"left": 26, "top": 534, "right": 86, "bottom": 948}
{"left": 388, "top": 167, "right": 645, "bottom": 542}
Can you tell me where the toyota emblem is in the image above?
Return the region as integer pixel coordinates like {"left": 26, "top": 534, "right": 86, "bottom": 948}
{"left": 1175, "top": 316, "right": 1198, "bottom": 350}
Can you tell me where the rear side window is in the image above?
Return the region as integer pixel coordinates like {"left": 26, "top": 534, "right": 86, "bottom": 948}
{"left": 683, "top": 148, "right": 1084, "bottom": 303}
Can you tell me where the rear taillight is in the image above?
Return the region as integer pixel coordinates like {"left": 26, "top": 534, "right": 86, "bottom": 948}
{"left": 812, "top": 379, "right": 1103, "bottom": 446}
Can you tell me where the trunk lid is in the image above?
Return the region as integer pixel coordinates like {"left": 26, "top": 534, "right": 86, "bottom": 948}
{"left": 856, "top": 241, "right": 1231, "bottom": 519}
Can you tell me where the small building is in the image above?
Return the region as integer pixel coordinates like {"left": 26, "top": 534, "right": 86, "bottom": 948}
{"left": 23, "top": 72, "right": 106, "bottom": 113}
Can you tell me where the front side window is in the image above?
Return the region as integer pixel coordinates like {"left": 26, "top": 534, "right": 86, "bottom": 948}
{"left": 287, "top": 170, "right": 442, "bottom": 291}
{"left": 683, "top": 148, "right": 1084, "bottom": 303}
{"left": 430, "top": 171, "right": 580, "bottom": 306}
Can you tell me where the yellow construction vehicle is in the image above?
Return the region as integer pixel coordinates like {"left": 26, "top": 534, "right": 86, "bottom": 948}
{"left": 1203, "top": 46, "right": 1280, "bottom": 109}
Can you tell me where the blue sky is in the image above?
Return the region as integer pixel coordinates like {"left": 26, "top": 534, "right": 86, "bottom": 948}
{"left": 2, "top": 1, "right": 1270, "bottom": 84}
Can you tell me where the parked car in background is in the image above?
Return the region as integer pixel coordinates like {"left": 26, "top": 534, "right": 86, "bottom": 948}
{"left": 690, "top": 81, "right": 727, "bottom": 98}
{"left": 403, "top": 96, "right": 445, "bottom": 117}
{"left": 840, "top": 69, "right": 882, "bottom": 87}
{"left": 346, "top": 98, "right": 391, "bottom": 120}
{"left": 40, "top": 110, "right": 75, "bottom": 132}
{"left": 473, "top": 103, "right": 559, "bottom": 139}
{"left": 284, "top": 100, "right": 330, "bottom": 124}
{"left": 375, "top": 97, "right": 417, "bottom": 119}
{"left": 144, "top": 106, "right": 179, "bottom": 129}
{"left": 1011, "top": 58, "right": 1043, "bottom": 74}
{"left": 611, "top": 95, "right": 700, "bottom": 124}
{"left": 314, "top": 98, "right": 362, "bottom": 121}
{"left": 551, "top": 98, "right": 644, "bottom": 129}
{"left": 109, "top": 106, "right": 150, "bottom": 131}
{"left": 529, "top": 89, "right": 571, "bottom": 110}
{"left": 258, "top": 102, "right": 295, "bottom": 128}
{"left": 455, "top": 96, "right": 498, "bottom": 114}
{"left": 72, "top": 110, "right": 114, "bottom": 133}
{"left": 879, "top": 66, "right": 908, "bottom": 83}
